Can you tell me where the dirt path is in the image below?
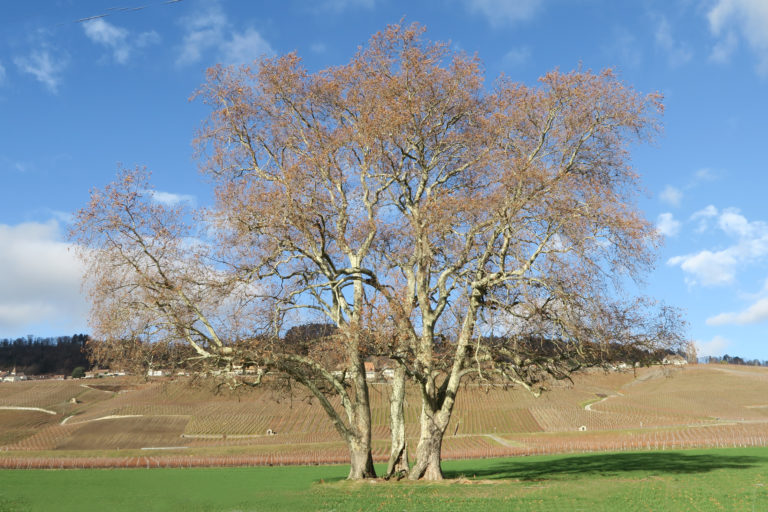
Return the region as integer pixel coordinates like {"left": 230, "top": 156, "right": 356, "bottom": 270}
{"left": 0, "top": 406, "right": 56, "bottom": 415}
{"left": 485, "top": 433, "right": 519, "bottom": 448}
{"left": 584, "top": 393, "right": 623, "bottom": 411}
{"left": 62, "top": 414, "right": 144, "bottom": 426}
{"left": 80, "top": 384, "right": 114, "bottom": 392}
{"left": 452, "top": 433, "right": 521, "bottom": 448}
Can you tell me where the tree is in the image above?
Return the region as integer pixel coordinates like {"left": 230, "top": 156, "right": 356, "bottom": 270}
{"left": 73, "top": 22, "right": 684, "bottom": 481}
{"left": 71, "top": 168, "right": 383, "bottom": 479}
{"left": 71, "top": 366, "right": 85, "bottom": 379}
{"left": 194, "top": 22, "right": 683, "bottom": 480}
{"left": 685, "top": 340, "right": 698, "bottom": 364}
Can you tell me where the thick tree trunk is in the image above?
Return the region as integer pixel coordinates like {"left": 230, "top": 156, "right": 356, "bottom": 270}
{"left": 409, "top": 405, "right": 447, "bottom": 480}
{"left": 347, "top": 349, "right": 376, "bottom": 480}
{"left": 385, "top": 365, "right": 409, "bottom": 479}
{"left": 347, "top": 437, "right": 376, "bottom": 479}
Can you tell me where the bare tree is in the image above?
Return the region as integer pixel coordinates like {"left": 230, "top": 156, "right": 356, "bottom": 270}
{"left": 74, "top": 22, "right": 685, "bottom": 482}
{"left": 194, "top": 22, "right": 684, "bottom": 480}
{"left": 71, "top": 169, "right": 381, "bottom": 479}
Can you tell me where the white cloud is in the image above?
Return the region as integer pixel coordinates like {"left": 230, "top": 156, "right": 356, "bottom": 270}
{"left": 82, "top": 18, "right": 159, "bottom": 64}
{"left": 708, "top": 0, "right": 768, "bottom": 75}
{"left": 13, "top": 49, "right": 68, "bottom": 93}
{"left": 502, "top": 46, "right": 531, "bottom": 66}
{"left": 147, "top": 190, "right": 196, "bottom": 206}
{"left": 692, "top": 204, "right": 718, "bottom": 219}
{"left": 219, "top": 27, "right": 273, "bottom": 65}
{"left": 0, "top": 61, "right": 6, "bottom": 84}
{"left": 177, "top": 4, "right": 228, "bottom": 66}
{"left": 691, "top": 204, "right": 718, "bottom": 232}
{"left": 657, "top": 213, "right": 682, "bottom": 238}
{"left": 654, "top": 17, "right": 693, "bottom": 67}
{"left": 669, "top": 207, "right": 768, "bottom": 286}
{"left": 659, "top": 185, "right": 683, "bottom": 207}
{"left": 707, "top": 297, "right": 768, "bottom": 325}
{"left": 718, "top": 208, "right": 759, "bottom": 238}
{"left": 0, "top": 220, "right": 88, "bottom": 336}
{"left": 83, "top": 19, "right": 129, "bottom": 62}
{"left": 668, "top": 249, "right": 737, "bottom": 286}
{"left": 464, "top": 0, "right": 542, "bottom": 27}
{"left": 177, "top": 4, "right": 273, "bottom": 66}
{"left": 694, "top": 168, "right": 717, "bottom": 182}
{"left": 695, "top": 335, "right": 731, "bottom": 357}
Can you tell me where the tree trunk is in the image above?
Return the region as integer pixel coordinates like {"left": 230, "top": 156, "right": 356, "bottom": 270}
{"left": 346, "top": 350, "right": 376, "bottom": 480}
{"left": 347, "top": 436, "right": 376, "bottom": 479}
{"left": 409, "top": 405, "right": 446, "bottom": 480}
{"left": 385, "top": 365, "right": 409, "bottom": 479}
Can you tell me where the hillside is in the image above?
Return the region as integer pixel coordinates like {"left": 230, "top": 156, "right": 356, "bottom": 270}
{"left": 2, "top": 364, "right": 767, "bottom": 467}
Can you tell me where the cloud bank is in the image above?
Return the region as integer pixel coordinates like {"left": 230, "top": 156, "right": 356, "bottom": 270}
{"left": 695, "top": 335, "right": 731, "bottom": 358}
{"left": 0, "top": 220, "right": 88, "bottom": 337}
{"left": 668, "top": 207, "right": 768, "bottom": 286}
{"left": 707, "top": 297, "right": 768, "bottom": 325}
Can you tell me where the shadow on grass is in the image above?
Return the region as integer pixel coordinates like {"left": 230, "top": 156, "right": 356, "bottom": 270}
{"left": 444, "top": 451, "right": 767, "bottom": 481}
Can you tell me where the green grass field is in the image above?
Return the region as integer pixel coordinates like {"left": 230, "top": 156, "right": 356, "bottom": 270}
{"left": 2, "top": 447, "right": 768, "bottom": 511}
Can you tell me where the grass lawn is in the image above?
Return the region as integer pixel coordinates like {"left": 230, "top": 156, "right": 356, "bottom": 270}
{"left": 2, "top": 447, "right": 768, "bottom": 511}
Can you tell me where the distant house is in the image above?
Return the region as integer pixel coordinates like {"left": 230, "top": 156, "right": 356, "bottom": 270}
{"left": 147, "top": 368, "right": 171, "bottom": 377}
{"left": 364, "top": 362, "right": 378, "bottom": 381}
{"left": 381, "top": 366, "right": 395, "bottom": 380}
{"left": 2, "top": 367, "right": 27, "bottom": 382}
{"left": 85, "top": 368, "right": 111, "bottom": 379}
{"left": 662, "top": 355, "right": 687, "bottom": 366}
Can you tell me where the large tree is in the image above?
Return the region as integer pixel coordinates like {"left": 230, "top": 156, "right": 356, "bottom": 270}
{"left": 74, "top": 22, "right": 684, "bottom": 481}
{"left": 194, "top": 23, "right": 683, "bottom": 480}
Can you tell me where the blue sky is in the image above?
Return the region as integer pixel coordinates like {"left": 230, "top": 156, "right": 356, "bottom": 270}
{"left": 1, "top": 0, "right": 767, "bottom": 359}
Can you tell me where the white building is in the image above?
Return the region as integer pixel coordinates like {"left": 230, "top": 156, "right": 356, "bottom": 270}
{"left": 2, "top": 367, "right": 27, "bottom": 382}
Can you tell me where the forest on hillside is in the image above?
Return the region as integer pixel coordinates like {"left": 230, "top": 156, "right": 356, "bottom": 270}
{"left": 0, "top": 334, "right": 90, "bottom": 375}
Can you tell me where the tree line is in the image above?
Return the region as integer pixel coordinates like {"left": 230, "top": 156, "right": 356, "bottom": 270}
{"left": 0, "top": 334, "right": 90, "bottom": 376}
{"left": 71, "top": 23, "right": 686, "bottom": 480}
{"left": 702, "top": 355, "right": 768, "bottom": 366}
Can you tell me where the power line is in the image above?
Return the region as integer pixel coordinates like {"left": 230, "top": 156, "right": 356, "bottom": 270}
{"left": 71, "top": 0, "right": 184, "bottom": 25}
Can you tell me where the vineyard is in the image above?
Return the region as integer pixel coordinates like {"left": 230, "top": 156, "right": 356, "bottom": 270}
{"left": 2, "top": 364, "right": 768, "bottom": 468}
